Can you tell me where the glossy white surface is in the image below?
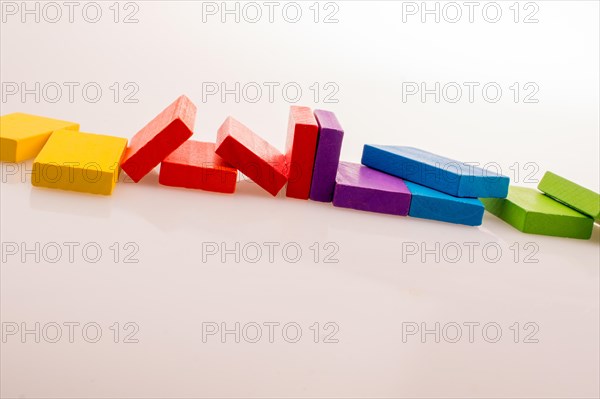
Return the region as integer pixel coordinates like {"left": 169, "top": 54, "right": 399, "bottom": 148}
{"left": 1, "top": 1, "right": 599, "bottom": 398}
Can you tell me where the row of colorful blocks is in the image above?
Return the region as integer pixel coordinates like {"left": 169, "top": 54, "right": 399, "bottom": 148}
{"left": 1, "top": 95, "right": 598, "bottom": 239}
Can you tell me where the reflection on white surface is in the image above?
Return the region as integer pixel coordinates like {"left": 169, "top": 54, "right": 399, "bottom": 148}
{"left": 2, "top": 162, "right": 599, "bottom": 398}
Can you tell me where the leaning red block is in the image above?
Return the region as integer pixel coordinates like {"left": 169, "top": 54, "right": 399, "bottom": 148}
{"left": 215, "top": 117, "right": 287, "bottom": 196}
{"left": 285, "top": 106, "right": 319, "bottom": 200}
{"left": 159, "top": 141, "right": 237, "bottom": 194}
{"left": 121, "top": 95, "right": 196, "bottom": 182}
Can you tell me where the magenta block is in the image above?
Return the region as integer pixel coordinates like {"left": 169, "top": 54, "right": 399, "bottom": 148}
{"left": 333, "top": 162, "right": 412, "bottom": 216}
{"left": 309, "top": 109, "right": 344, "bottom": 202}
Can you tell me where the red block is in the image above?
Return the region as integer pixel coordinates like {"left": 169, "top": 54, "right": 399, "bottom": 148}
{"left": 159, "top": 141, "right": 237, "bottom": 193}
{"left": 215, "top": 117, "right": 287, "bottom": 196}
{"left": 284, "top": 106, "right": 319, "bottom": 199}
{"left": 121, "top": 95, "right": 196, "bottom": 182}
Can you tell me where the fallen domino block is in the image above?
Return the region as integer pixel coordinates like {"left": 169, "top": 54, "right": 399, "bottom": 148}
{"left": 404, "top": 181, "right": 484, "bottom": 226}
{"left": 32, "top": 130, "right": 127, "bottom": 195}
{"left": 481, "top": 186, "right": 594, "bottom": 239}
{"left": 159, "top": 141, "right": 237, "bottom": 194}
{"left": 310, "top": 110, "right": 344, "bottom": 202}
{"left": 538, "top": 171, "right": 600, "bottom": 221}
{"left": 285, "top": 106, "right": 319, "bottom": 199}
{"left": 333, "top": 162, "right": 411, "bottom": 216}
{"left": 121, "top": 95, "right": 196, "bottom": 182}
{"left": 361, "top": 145, "right": 509, "bottom": 198}
{"left": 215, "top": 116, "right": 287, "bottom": 196}
{"left": 0, "top": 112, "right": 79, "bottom": 162}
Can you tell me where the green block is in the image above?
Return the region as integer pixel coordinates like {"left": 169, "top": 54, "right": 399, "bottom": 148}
{"left": 481, "top": 186, "right": 594, "bottom": 239}
{"left": 538, "top": 171, "right": 600, "bottom": 221}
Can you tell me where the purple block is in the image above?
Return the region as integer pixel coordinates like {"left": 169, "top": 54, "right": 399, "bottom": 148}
{"left": 309, "top": 110, "right": 344, "bottom": 202}
{"left": 333, "top": 162, "right": 412, "bottom": 216}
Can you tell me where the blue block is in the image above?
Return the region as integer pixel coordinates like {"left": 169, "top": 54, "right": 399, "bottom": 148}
{"left": 361, "top": 145, "right": 509, "bottom": 198}
{"left": 404, "top": 181, "right": 485, "bottom": 226}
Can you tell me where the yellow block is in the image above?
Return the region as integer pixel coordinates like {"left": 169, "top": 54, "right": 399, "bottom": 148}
{"left": 0, "top": 112, "right": 79, "bottom": 162}
{"left": 33, "top": 130, "right": 128, "bottom": 195}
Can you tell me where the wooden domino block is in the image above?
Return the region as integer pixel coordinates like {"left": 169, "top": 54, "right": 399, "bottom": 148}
{"left": 285, "top": 106, "right": 319, "bottom": 199}
{"left": 404, "top": 181, "right": 485, "bottom": 226}
{"left": 32, "top": 130, "right": 127, "bottom": 195}
{"left": 481, "top": 186, "right": 594, "bottom": 239}
{"left": 333, "top": 162, "right": 411, "bottom": 216}
{"left": 159, "top": 141, "right": 237, "bottom": 193}
{"left": 215, "top": 116, "right": 287, "bottom": 196}
{"left": 310, "top": 109, "right": 344, "bottom": 202}
{"left": 538, "top": 171, "right": 600, "bottom": 221}
{"left": 362, "top": 145, "right": 509, "bottom": 198}
{"left": 0, "top": 112, "right": 79, "bottom": 162}
{"left": 121, "top": 95, "right": 196, "bottom": 182}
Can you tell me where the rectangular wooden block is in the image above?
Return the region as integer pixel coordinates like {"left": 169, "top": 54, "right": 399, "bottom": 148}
{"left": 538, "top": 171, "right": 600, "bottom": 221}
{"left": 121, "top": 95, "right": 196, "bottom": 182}
{"left": 333, "top": 162, "right": 411, "bottom": 216}
{"left": 285, "top": 106, "right": 319, "bottom": 199}
{"left": 481, "top": 186, "right": 594, "bottom": 239}
{"left": 215, "top": 116, "right": 287, "bottom": 196}
{"left": 362, "top": 145, "right": 509, "bottom": 198}
{"left": 310, "top": 109, "right": 344, "bottom": 202}
{"left": 32, "top": 130, "right": 127, "bottom": 195}
{"left": 159, "top": 141, "right": 237, "bottom": 194}
{"left": 0, "top": 112, "right": 79, "bottom": 162}
{"left": 404, "top": 181, "right": 484, "bottom": 226}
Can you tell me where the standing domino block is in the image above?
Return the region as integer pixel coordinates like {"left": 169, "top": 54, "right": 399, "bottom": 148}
{"left": 362, "top": 145, "right": 509, "bottom": 198}
{"left": 538, "top": 171, "right": 600, "bottom": 221}
{"left": 159, "top": 141, "right": 237, "bottom": 194}
{"left": 310, "top": 110, "right": 344, "bottom": 202}
{"left": 404, "top": 181, "right": 484, "bottom": 226}
{"left": 285, "top": 106, "right": 319, "bottom": 199}
{"left": 333, "top": 162, "right": 411, "bottom": 216}
{"left": 0, "top": 112, "right": 79, "bottom": 162}
{"left": 121, "top": 95, "right": 196, "bottom": 182}
{"left": 215, "top": 117, "right": 287, "bottom": 196}
{"left": 481, "top": 186, "right": 594, "bottom": 239}
{"left": 32, "top": 130, "right": 127, "bottom": 195}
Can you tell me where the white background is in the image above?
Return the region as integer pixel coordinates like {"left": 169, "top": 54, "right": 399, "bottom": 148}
{"left": 1, "top": 1, "right": 599, "bottom": 398}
